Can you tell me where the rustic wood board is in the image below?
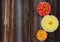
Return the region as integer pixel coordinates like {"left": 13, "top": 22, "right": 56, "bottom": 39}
{"left": 2, "top": 0, "right": 15, "bottom": 42}
{"left": 22, "top": 0, "right": 60, "bottom": 42}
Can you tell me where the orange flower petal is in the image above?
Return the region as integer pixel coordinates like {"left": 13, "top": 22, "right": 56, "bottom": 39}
{"left": 36, "top": 29, "right": 48, "bottom": 41}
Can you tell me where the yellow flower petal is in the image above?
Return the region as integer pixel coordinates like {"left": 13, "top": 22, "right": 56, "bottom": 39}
{"left": 41, "top": 15, "right": 59, "bottom": 32}
{"left": 36, "top": 29, "right": 48, "bottom": 41}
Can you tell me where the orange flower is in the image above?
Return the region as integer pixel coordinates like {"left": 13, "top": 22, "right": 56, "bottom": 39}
{"left": 36, "top": 29, "right": 48, "bottom": 41}
{"left": 37, "top": 2, "right": 51, "bottom": 16}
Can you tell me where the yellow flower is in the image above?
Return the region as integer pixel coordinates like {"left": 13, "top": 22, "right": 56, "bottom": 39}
{"left": 41, "top": 15, "right": 59, "bottom": 32}
{"left": 36, "top": 29, "right": 48, "bottom": 41}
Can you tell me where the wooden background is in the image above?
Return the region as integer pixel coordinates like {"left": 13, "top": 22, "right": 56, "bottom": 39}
{"left": 1, "top": 0, "right": 60, "bottom": 42}
{"left": 2, "top": 0, "right": 15, "bottom": 42}
{"left": 22, "top": 0, "right": 60, "bottom": 42}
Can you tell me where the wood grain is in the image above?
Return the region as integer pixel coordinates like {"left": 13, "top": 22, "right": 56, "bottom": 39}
{"left": 2, "top": 0, "right": 15, "bottom": 42}
{"left": 22, "top": 0, "right": 59, "bottom": 42}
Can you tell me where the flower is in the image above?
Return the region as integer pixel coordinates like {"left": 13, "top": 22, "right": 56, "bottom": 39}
{"left": 36, "top": 29, "right": 48, "bottom": 41}
{"left": 41, "top": 15, "right": 59, "bottom": 32}
{"left": 37, "top": 2, "right": 51, "bottom": 16}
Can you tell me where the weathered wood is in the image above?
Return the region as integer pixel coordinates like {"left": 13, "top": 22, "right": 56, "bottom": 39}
{"left": 22, "top": 0, "right": 59, "bottom": 42}
{"left": 2, "top": 0, "right": 15, "bottom": 42}
{"left": 22, "top": 0, "right": 30, "bottom": 42}
{"left": 2, "top": 0, "right": 60, "bottom": 42}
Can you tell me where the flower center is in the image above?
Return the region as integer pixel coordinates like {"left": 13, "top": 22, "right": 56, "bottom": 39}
{"left": 42, "top": 7, "right": 46, "bottom": 11}
{"left": 48, "top": 22, "right": 53, "bottom": 25}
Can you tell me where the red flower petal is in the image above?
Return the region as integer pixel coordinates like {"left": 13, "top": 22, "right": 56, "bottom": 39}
{"left": 37, "top": 2, "right": 51, "bottom": 16}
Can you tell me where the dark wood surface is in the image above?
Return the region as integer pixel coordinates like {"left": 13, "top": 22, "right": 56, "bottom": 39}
{"left": 1, "top": 0, "right": 60, "bottom": 42}
{"left": 22, "top": 0, "right": 60, "bottom": 42}
{"left": 2, "top": 0, "right": 15, "bottom": 42}
{"left": 0, "top": 0, "right": 2, "bottom": 42}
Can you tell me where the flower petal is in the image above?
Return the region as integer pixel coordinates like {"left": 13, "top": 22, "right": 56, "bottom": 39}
{"left": 36, "top": 29, "right": 48, "bottom": 41}
{"left": 41, "top": 15, "right": 59, "bottom": 32}
{"left": 37, "top": 2, "right": 51, "bottom": 16}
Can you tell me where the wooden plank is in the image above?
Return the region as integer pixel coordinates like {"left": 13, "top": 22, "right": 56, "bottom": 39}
{"left": 22, "top": 0, "right": 59, "bottom": 42}
{"left": 2, "top": 0, "right": 15, "bottom": 42}
{"left": 9, "top": 0, "right": 15, "bottom": 42}
{"left": 2, "top": 0, "right": 10, "bottom": 42}
{"left": 22, "top": 0, "right": 30, "bottom": 42}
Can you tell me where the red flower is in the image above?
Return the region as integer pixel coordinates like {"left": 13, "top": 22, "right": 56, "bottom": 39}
{"left": 37, "top": 2, "right": 51, "bottom": 16}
